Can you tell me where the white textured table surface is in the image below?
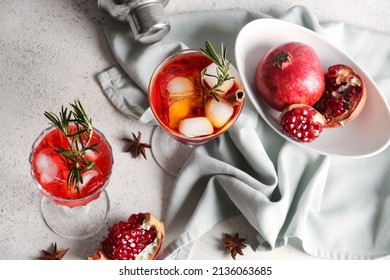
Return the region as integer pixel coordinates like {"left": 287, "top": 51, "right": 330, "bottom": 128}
{"left": 1, "top": 0, "right": 389, "bottom": 260}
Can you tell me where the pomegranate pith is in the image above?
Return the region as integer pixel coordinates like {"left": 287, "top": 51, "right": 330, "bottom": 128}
{"left": 280, "top": 104, "right": 325, "bottom": 143}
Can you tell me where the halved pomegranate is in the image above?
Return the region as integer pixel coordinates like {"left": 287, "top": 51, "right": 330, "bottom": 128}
{"left": 88, "top": 212, "right": 164, "bottom": 260}
{"left": 314, "top": 64, "right": 367, "bottom": 128}
{"left": 280, "top": 104, "right": 326, "bottom": 143}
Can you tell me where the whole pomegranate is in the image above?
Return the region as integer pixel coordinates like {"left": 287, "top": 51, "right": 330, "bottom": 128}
{"left": 88, "top": 212, "right": 164, "bottom": 260}
{"left": 255, "top": 42, "right": 325, "bottom": 111}
{"left": 314, "top": 64, "right": 367, "bottom": 127}
{"left": 280, "top": 104, "right": 326, "bottom": 143}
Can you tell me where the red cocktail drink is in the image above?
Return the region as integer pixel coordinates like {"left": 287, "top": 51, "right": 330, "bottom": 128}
{"left": 149, "top": 49, "right": 245, "bottom": 145}
{"left": 30, "top": 126, "right": 113, "bottom": 208}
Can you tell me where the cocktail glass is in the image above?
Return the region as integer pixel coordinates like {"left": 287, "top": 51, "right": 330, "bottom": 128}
{"left": 30, "top": 126, "right": 113, "bottom": 239}
{"left": 148, "top": 48, "right": 245, "bottom": 175}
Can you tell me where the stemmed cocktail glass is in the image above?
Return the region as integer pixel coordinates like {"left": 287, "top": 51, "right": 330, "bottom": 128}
{"left": 30, "top": 101, "right": 113, "bottom": 239}
{"left": 148, "top": 42, "right": 245, "bottom": 175}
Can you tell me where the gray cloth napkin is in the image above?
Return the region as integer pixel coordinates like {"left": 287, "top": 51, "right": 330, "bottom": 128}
{"left": 97, "top": 6, "right": 390, "bottom": 259}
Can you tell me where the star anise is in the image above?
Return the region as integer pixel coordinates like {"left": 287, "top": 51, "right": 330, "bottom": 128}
{"left": 38, "top": 243, "right": 69, "bottom": 260}
{"left": 223, "top": 233, "right": 246, "bottom": 260}
{"left": 123, "top": 131, "right": 151, "bottom": 159}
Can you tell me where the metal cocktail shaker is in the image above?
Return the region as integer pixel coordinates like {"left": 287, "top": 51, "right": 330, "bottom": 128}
{"left": 98, "top": 0, "right": 170, "bottom": 44}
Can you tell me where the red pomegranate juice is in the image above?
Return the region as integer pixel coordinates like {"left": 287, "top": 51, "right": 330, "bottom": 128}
{"left": 31, "top": 127, "right": 113, "bottom": 207}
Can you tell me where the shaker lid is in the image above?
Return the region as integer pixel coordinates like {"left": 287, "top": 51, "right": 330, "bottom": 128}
{"left": 127, "top": 2, "right": 170, "bottom": 44}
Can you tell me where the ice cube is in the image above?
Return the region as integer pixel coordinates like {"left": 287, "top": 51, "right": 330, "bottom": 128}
{"left": 35, "top": 149, "right": 60, "bottom": 184}
{"left": 169, "top": 97, "right": 191, "bottom": 129}
{"left": 167, "top": 76, "right": 194, "bottom": 97}
{"left": 69, "top": 170, "right": 100, "bottom": 195}
{"left": 205, "top": 99, "right": 234, "bottom": 128}
{"left": 80, "top": 170, "right": 99, "bottom": 188}
{"left": 84, "top": 149, "right": 101, "bottom": 162}
{"left": 203, "top": 63, "right": 234, "bottom": 96}
{"left": 179, "top": 117, "right": 214, "bottom": 137}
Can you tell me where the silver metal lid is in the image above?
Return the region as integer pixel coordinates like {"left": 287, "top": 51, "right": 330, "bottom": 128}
{"left": 127, "top": 2, "right": 170, "bottom": 44}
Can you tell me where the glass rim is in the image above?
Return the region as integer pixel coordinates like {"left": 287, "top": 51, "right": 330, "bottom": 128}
{"left": 29, "top": 125, "right": 114, "bottom": 204}
{"left": 147, "top": 48, "right": 245, "bottom": 142}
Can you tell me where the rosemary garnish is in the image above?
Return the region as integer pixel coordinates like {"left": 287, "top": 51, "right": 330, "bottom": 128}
{"left": 44, "top": 100, "right": 100, "bottom": 193}
{"left": 200, "top": 41, "right": 234, "bottom": 101}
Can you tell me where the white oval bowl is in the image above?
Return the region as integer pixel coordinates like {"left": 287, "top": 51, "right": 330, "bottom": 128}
{"left": 235, "top": 18, "right": 390, "bottom": 158}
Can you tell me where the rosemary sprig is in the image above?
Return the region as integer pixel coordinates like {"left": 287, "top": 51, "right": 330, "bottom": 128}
{"left": 200, "top": 41, "right": 234, "bottom": 101}
{"left": 44, "top": 100, "right": 100, "bottom": 193}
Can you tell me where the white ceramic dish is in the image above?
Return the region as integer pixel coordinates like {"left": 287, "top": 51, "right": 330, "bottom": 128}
{"left": 235, "top": 18, "right": 390, "bottom": 158}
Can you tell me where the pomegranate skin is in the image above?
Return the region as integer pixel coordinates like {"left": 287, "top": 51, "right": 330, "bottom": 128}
{"left": 255, "top": 42, "right": 325, "bottom": 111}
